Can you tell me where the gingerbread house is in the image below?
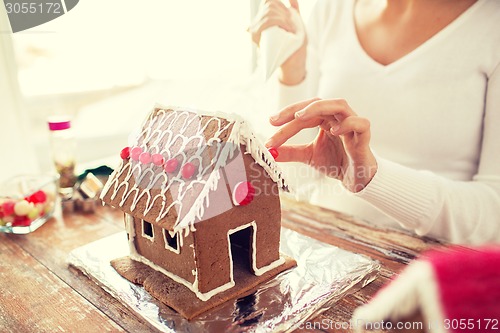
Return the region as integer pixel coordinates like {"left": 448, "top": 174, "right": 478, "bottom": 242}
{"left": 100, "top": 106, "right": 293, "bottom": 311}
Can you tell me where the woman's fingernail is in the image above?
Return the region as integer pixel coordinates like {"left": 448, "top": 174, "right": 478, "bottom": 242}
{"left": 270, "top": 114, "right": 280, "bottom": 122}
{"left": 330, "top": 125, "right": 340, "bottom": 134}
{"left": 295, "top": 111, "right": 304, "bottom": 118}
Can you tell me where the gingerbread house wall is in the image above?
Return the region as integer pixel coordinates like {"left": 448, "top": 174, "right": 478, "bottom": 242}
{"left": 128, "top": 215, "right": 197, "bottom": 285}
{"left": 124, "top": 146, "right": 284, "bottom": 299}
{"left": 192, "top": 152, "right": 282, "bottom": 294}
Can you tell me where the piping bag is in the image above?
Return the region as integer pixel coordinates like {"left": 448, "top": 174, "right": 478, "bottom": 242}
{"left": 259, "top": 8, "right": 305, "bottom": 80}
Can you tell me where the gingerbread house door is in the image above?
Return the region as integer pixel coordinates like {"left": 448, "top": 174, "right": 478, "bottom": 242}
{"left": 228, "top": 222, "right": 255, "bottom": 280}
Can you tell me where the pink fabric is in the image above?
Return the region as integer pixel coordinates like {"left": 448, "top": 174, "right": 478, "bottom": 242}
{"left": 426, "top": 247, "right": 500, "bottom": 333}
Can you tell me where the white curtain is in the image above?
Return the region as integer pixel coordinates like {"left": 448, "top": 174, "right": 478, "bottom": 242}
{"left": 0, "top": 11, "right": 39, "bottom": 183}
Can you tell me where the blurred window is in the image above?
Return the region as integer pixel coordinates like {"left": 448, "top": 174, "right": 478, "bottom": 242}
{"left": 10, "top": 0, "right": 254, "bottom": 97}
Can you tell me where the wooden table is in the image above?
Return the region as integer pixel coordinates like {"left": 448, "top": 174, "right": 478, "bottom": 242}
{"left": 0, "top": 195, "right": 443, "bottom": 333}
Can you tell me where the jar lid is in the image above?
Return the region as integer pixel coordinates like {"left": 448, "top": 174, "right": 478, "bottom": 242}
{"left": 47, "top": 117, "right": 71, "bottom": 131}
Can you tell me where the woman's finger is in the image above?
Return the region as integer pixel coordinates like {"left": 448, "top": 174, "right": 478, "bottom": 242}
{"left": 250, "top": 0, "right": 293, "bottom": 44}
{"left": 270, "top": 97, "right": 320, "bottom": 126}
{"left": 266, "top": 0, "right": 289, "bottom": 11}
{"left": 330, "top": 116, "right": 370, "bottom": 136}
{"left": 266, "top": 117, "right": 321, "bottom": 148}
{"left": 319, "top": 118, "right": 339, "bottom": 136}
{"left": 289, "top": 0, "right": 300, "bottom": 12}
{"left": 274, "top": 144, "right": 312, "bottom": 163}
{"left": 262, "top": 16, "right": 295, "bottom": 32}
{"left": 294, "top": 99, "right": 356, "bottom": 121}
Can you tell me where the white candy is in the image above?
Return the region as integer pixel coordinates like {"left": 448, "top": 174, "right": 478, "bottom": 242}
{"left": 14, "top": 200, "right": 33, "bottom": 216}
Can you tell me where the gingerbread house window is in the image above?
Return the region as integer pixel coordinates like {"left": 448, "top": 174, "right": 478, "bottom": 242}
{"left": 142, "top": 220, "right": 154, "bottom": 240}
{"left": 163, "top": 229, "right": 180, "bottom": 253}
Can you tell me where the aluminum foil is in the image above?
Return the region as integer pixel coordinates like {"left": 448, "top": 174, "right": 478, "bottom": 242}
{"left": 68, "top": 229, "right": 380, "bottom": 332}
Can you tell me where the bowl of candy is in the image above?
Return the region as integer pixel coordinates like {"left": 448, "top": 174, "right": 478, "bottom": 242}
{"left": 0, "top": 174, "right": 58, "bottom": 234}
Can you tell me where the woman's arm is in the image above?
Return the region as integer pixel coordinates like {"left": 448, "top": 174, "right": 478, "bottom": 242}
{"left": 268, "top": 63, "right": 500, "bottom": 244}
{"left": 356, "top": 63, "right": 500, "bottom": 244}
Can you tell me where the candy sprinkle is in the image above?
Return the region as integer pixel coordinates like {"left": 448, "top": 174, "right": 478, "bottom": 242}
{"left": 152, "top": 154, "right": 165, "bottom": 166}
{"left": 233, "top": 181, "right": 255, "bottom": 206}
{"left": 139, "top": 152, "right": 152, "bottom": 164}
{"left": 130, "top": 147, "right": 143, "bottom": 161}
{"left": 120, "top": 147, "right": 130, "bottom": 159}
{"left": 164, "top": 158, "right": 179, "bottom": 173}
{"left": 181, "top": 163, "right": 196, "bottom": 179}
{"left": 268, "top": 147, "right": 279, "bottom": 159}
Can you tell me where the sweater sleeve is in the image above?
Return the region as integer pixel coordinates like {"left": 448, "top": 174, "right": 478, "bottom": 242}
{"left": 356, "top": 63, "right": 500, "bottom": 244}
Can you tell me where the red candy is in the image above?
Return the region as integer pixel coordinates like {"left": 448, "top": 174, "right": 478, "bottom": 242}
{"left": 130, "top": 147, "right": 143, "bottom": 161}
{"left": 26, "top": 190, "right": 47, "bottom": 204}
{"left": 268, "top": 147, "right": 279, "bottom": 159}
{"left": 152, "top": 154, "right": 165, "bottom": 166}
{"left": 181, "top": 163, "right": 196, "bottom": 179}
{"left": 233, "top": 181, "right": 255, "bottom": 206}
{"left": 120, "top": 147, "right": 130, "bottom": 159}
{"left": 139, "top": 152, "right": 152, "bottom": 164}
{"left": 164, "top": 158, "right": 179, "bottom": 173}
{"left": 12, "top": 215, "right": 31, "bottom": 227}
{"left": 2, "top": 201, "right": 15, "bottom": 216}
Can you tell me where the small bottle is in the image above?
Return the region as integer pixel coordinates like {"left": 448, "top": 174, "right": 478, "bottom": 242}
{"left": 47, "top": 117, "right": 77, "bottom": 196}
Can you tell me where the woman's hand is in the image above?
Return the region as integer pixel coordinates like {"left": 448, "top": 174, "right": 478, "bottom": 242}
{"left": 248, "top": 0, "right": 307, "bottom": 85}
{"left": 266, "top": 98, "right": 378, "bottom": 192}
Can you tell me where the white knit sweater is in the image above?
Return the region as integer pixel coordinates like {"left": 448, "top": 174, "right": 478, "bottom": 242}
{"left": 278, "top": 0, "right": 500, "bottom": 244}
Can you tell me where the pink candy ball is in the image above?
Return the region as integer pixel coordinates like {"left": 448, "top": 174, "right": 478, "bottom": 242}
{"left": 164, "top": 158, "right": 179, "bottom": 173}
{"left": 130, "top": 147, "right": 143, "bottom": 161}
{"left": 181, "top": 163, "right": 196, "bottom": 179}
{"left": 139, "top": 152, "right": 152, "bottom": 164}
{"left": 152, "top": 154, "right": 165, "bottom": 166}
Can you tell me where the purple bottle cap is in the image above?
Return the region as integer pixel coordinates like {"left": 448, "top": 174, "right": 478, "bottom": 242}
{"left": 48, "top": 117, "right": 71, "bottom": 131}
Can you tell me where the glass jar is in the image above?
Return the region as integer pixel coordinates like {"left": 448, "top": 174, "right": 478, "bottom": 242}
{"left": 47, "top": 117, "right": 77, "bottom": 196}
{"left": 0, "top": 174, "right": 58, "bottom": 234}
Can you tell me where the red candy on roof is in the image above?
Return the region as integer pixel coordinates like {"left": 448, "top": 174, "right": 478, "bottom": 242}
{"left": 233, "top": 181, "right": 255, "bottom": 206}
{"left": 164, "top": 158, "right": 179, "bottom": 173}
{"left": 139, "top": 152, "right": 152, "bottom": 164}
{"left": 181, "top": 163, "right": 196, "bottom": 179}
{"left": 120, "top": 147, "right": 130, "bottom": 159}
{"left": 152, "top": 154, "right": 165, "bottom": 166}
{"left": 268, "top": 147, "right": 279, "bottom": 159}
{"left": 130, "top": 147, "right": 142, "bottom": 161}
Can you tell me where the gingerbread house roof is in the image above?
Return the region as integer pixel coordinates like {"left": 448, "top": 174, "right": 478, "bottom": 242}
{"left": 100, "top": 106, "right": 288, "bottom": 233}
